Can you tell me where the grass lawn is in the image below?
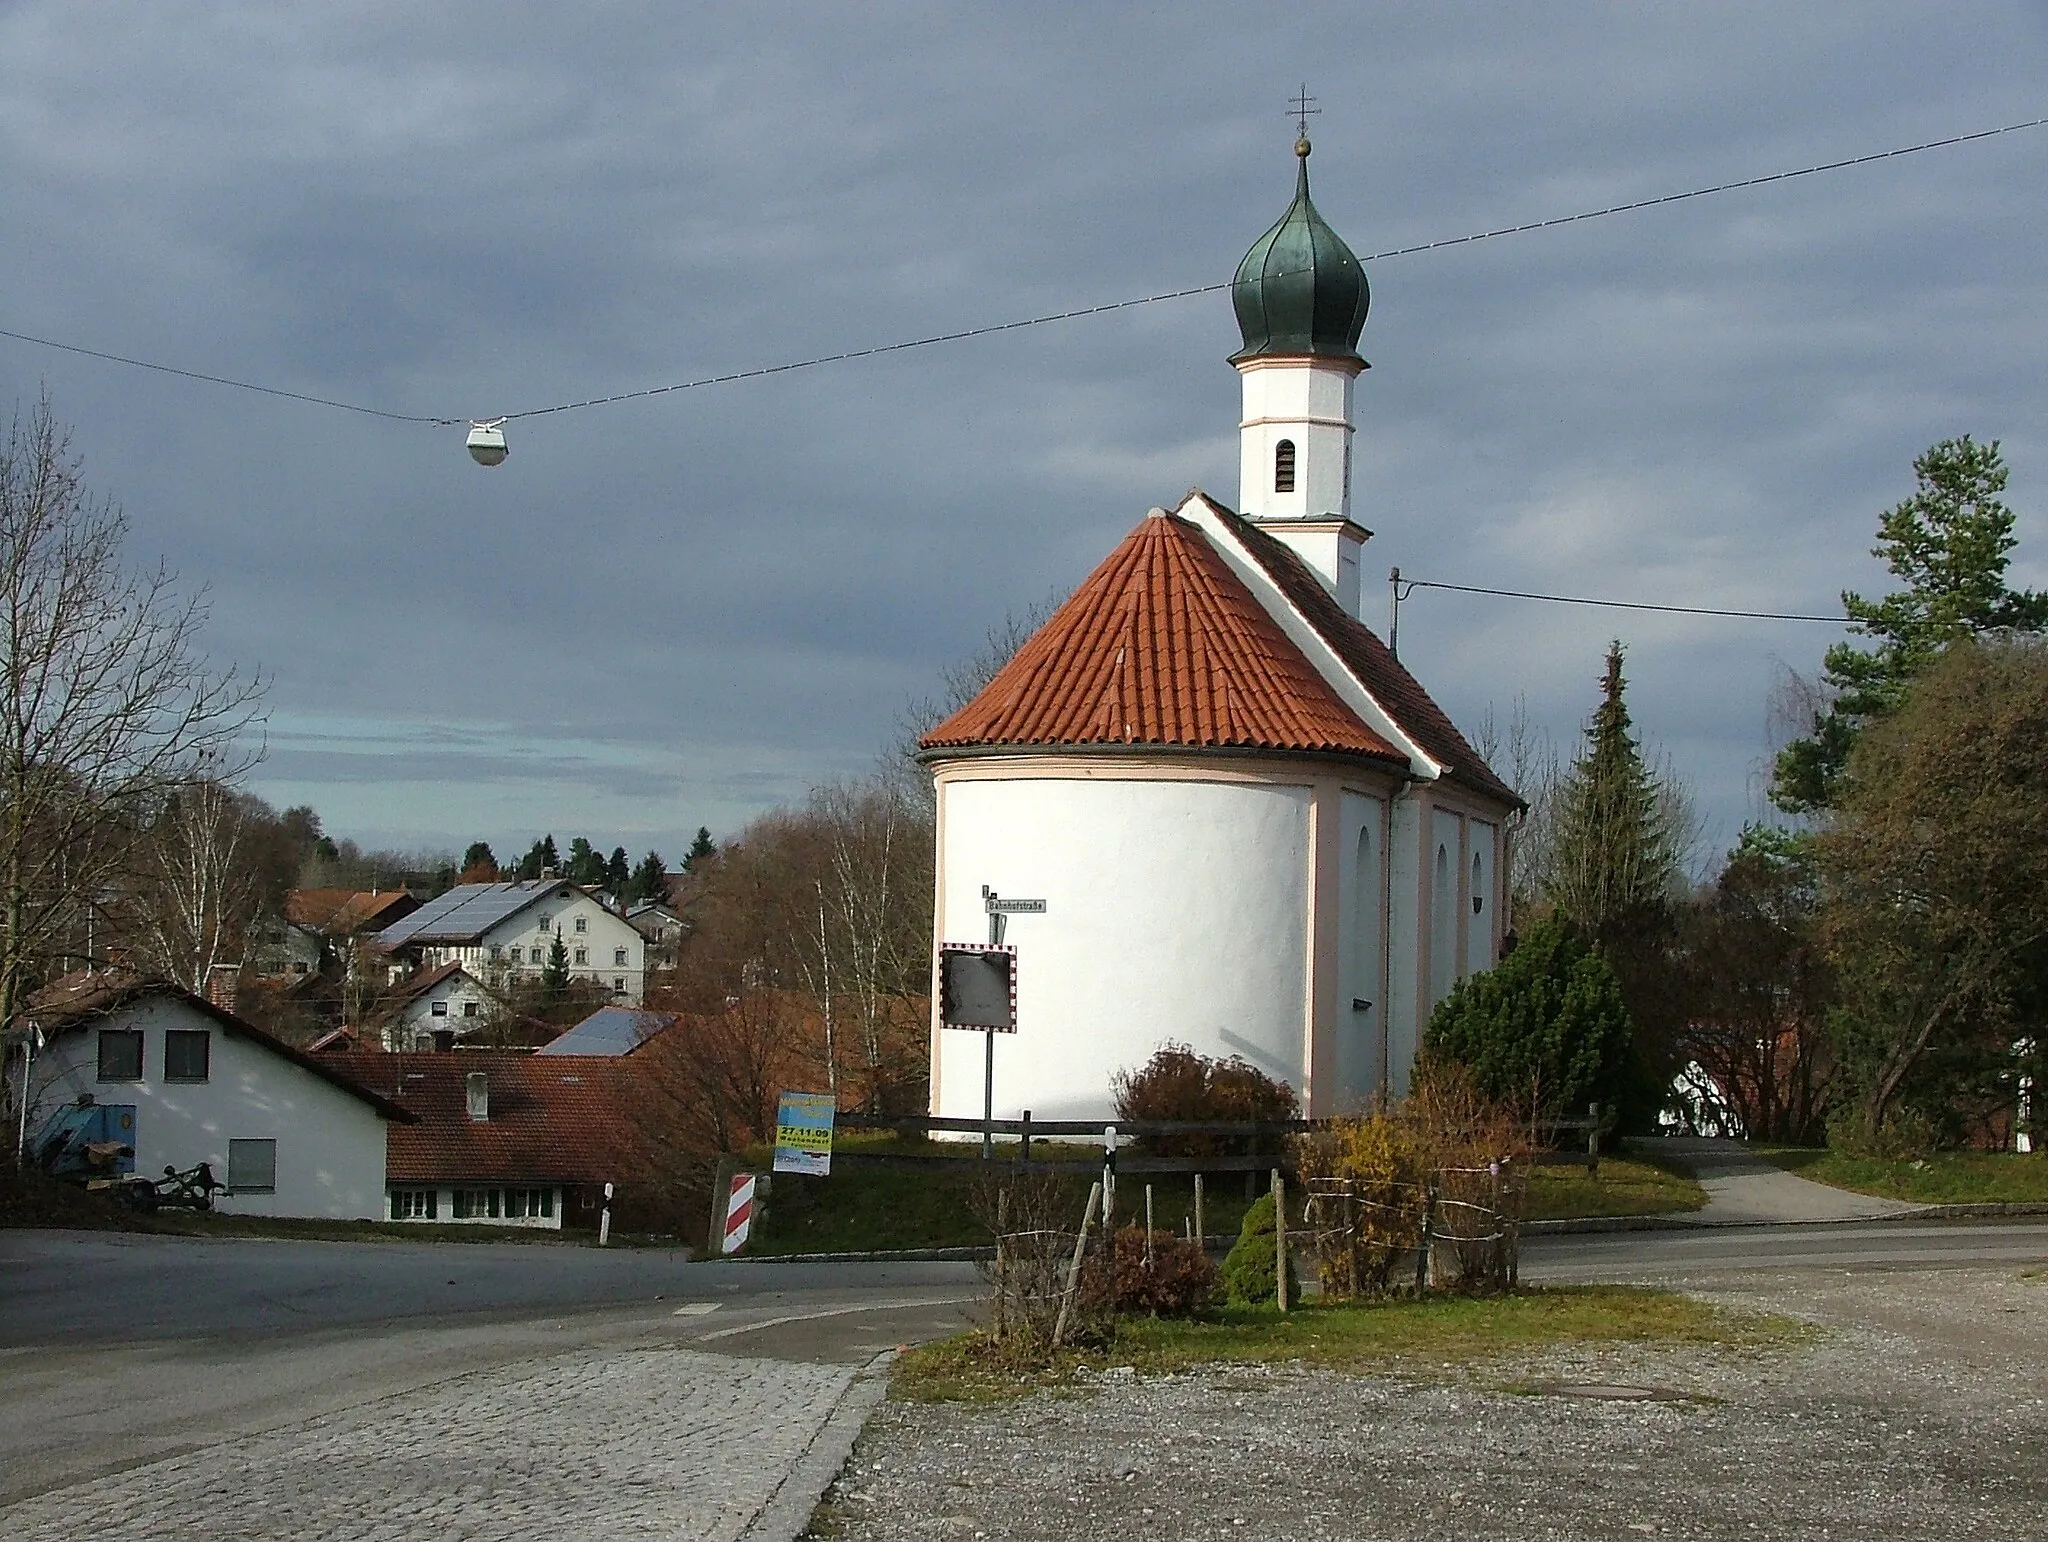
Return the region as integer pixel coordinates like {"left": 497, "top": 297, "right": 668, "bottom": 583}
{"left": 1756, "top": 1146, "right": 2048, "bottom": 1205}
{"left": 893, "top": 1285, "right": 1807, "bottom": 1402}
{"left": 1523, "top": 1150, "right": 1706, "bottom": 1222}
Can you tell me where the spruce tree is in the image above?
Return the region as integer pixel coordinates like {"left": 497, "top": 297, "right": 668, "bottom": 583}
{"left": 542, "top": 934, "right": 571, "bottom": 995}
{"left": 1544, "top": 642, "right": 1679, "bottom": 941}
{"left": 683, "top": 826, "right": 717, "bottom": 872}
{"left": 629, "top": 850, "right": 668, "bottom": 905}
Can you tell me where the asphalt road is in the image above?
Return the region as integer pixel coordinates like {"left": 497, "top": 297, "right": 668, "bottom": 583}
{"left": 1521, "top": 1219, "right": 2048, "bottom": 1283}
{"left": 0, "top": 1228, "right": 979, "bottom": 1344}
{"left": 5, "top": 1219, "right": 2047, "bottom": 1515}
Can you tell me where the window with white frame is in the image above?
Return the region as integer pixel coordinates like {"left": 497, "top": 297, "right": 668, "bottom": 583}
{"left": 462, "top": 1000, "right": 479, "bottom": 1018}
{"left": 228, "top": 1138, "right": 277, "bottom": 1193}
{"left": 391, "top": 1187, "right": 437, "bottom": 1220}
{"left": 510, "top": 947, "right": 523, "bottom": 964}
{"left": 431, "top": 1000, "right": 449, "bottom": 1018}
{"left": 612, "top": 977, "right": 625, "bottom": 994}
{"left": 613, "top": 947, "right": 628, "bottom": 966}
{"left": 574, "top": 916, "right": 587, "bottom": 934}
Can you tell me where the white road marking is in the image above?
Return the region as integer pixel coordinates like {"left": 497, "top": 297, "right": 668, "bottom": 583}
{"left": 693, "top": 1295, "right": 978, "bottom": 1342}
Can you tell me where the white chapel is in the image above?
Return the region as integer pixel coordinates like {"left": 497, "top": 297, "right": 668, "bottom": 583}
{"left": 920, "top": 135, "right": 1521, "bottom": 1122}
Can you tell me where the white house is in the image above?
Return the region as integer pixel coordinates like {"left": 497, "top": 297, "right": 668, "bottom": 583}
{"left": 919, "top": 135, "right": 1521, "bottom": 1123}
{"left": 386, "top": 961, "right": 498, "bottom": 1049}
{"left": 376, "top": 880, "right": 647, "bottom": 1004}
{"left": 9, "top": 972, "right": 407, "bottom": 1219}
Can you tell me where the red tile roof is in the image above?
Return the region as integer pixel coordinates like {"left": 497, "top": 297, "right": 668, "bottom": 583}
{"left": 922, "top": 510, "right": 1404, "bottom": 762}
{"left": 1214, "top": 505, "right": 1519, "bottom": 805}
{"left": 322, "top": 1052, "right": 640, "bottom": 1185}
{"left": 286, "top": 889, "right": 419, "bottom": 935}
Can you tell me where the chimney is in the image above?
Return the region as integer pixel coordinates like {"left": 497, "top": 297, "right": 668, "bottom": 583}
{"left": 205, "top": 963, "right": 241, "bottom": 1014}
{"left": 465, "top": 1070, "right": 489, "bottom": 1122}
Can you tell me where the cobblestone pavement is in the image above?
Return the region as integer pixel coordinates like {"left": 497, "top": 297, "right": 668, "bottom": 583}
{"left": 820, "top": 1266, "right": 2048, "bottom": 1541}
{"left": 3, "top": 1346, "right": 856, "bottom": 1542}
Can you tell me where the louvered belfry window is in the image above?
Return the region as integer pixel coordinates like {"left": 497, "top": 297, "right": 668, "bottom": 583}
{"left": 1274, "top": 439, "right": 1296, "bottom": 493}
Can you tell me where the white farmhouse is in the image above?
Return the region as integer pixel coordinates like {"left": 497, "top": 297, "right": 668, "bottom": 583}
{"left": 386, "top": 961, "right": 498, "bottom": 1049}
{"left": 10, "top": 972, "right": 406, "bottom": 1219}
{"left": 376, "top": 880, "right": 647, "bottom": 1004}
{"left": 920, "top": 136, "right": 1522, "bottom": 1123}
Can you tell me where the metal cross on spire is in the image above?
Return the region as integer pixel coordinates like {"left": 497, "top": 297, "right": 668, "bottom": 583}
{"left": 1290, "top": 85, "right": 1320, "bottom": 141}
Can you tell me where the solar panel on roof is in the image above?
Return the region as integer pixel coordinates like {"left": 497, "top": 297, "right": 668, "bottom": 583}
{"left": 377, "top": 880, "right": 562, "bottom": 946}
{"left": 536, "top": 1006, "right": 666, "bottom": 1056}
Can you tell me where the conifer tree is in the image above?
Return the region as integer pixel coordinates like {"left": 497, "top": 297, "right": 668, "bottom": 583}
{"left": 1774, "top": 436, "right": 2048, "bottom": 812}
{"left": 541, "top": 933, "right": 571, "bottom": 995}
{"left": 629, "top": 850, "right": 668, "bottom": 905}
{"left": 1544, "top": 643, "right": 1680, "bottom": 942}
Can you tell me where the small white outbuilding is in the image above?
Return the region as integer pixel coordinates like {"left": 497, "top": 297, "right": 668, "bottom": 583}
{"left": 919, "top": 137, "right": 1522, "bottom": 1122}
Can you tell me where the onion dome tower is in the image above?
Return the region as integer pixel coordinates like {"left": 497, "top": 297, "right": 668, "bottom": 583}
{"left": 1231, "top": 135, "right": 1373, "bottom": 616}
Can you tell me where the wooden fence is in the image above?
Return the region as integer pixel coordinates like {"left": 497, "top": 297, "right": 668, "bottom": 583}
{"left": 830, "top": 1103, "right": 1616, "bottom": 1176}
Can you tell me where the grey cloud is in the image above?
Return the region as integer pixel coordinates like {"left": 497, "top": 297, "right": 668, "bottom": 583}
{"left": 4, "top": 2, "right": 2047, "bottom": 859}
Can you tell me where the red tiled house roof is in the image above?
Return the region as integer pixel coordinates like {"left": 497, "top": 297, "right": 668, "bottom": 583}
{"left": 322, "top": 1052, "right": 639, "bottom": 1185}
{"left": 1212, "top": 504, "right": 1520, "bottom": 805}
{"left": 922, "top": 510, "right": 1405, "bottom": 764}
{"left": 286, "top": 889, "right": 419, "bottom": 935}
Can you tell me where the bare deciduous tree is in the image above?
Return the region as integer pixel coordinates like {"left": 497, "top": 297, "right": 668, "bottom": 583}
{"left": 121, "top": 780, "right": 264, "bottom": 993}
{"left": 0, "top": 395, "right": 265, "bottom": 1027}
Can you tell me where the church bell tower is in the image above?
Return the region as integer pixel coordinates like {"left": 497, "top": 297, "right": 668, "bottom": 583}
{"left": 1230, "top": 129, "right": 1371, "bottom": 616}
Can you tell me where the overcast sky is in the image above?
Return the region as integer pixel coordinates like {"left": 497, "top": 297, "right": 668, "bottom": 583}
{"left": 4, "top": 3, "right": 2045, "bottom": 869}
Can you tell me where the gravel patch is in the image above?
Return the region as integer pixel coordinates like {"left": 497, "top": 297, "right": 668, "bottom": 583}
{"left": 815, "top": 1268, "right": 2048, "bottom": 1541}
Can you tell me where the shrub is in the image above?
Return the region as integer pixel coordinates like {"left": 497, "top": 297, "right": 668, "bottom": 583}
{"left": 1111, "top": 1042, "right": 1298, "bottom": 1157}
{"left": 1293, "top": 1073, "right": 1533, "bottom": 1298}
{"left": 1220, "top": 1191, "right": 1297, "bottom": 1306}
{"left": 1421, "top": 917, "right": 1633, "bottom": 1121}
{"left": 1079, "top": 1225, "right": 1217, "bottom": 1319}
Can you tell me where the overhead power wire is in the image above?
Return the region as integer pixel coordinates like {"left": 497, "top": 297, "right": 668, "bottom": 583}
{"left": 0, "top": 325, "right": 458, "bottom": 425}
{"left": 1400, "top": 576, "right": 1845, "bottom": 623}
{"left": 1, "top": 114, "right": 2043, "bottom": 426}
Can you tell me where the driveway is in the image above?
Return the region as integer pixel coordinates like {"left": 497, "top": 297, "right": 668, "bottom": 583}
{"left": 1649, "top": 1136, "right": 1922, "bottom": 1224}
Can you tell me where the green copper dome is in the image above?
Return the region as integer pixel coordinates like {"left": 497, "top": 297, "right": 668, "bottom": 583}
{"left": 1230, "top": 140, "right": 1369, "bottom": 366}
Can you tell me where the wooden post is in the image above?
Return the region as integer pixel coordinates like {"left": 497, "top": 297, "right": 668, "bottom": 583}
{"left": 1414, "top": 1177, "right": 1434, "bottom": 1296}
{"left": 1194, "top": 1173, "right": 1205, "bottom": 1248}
{"left": 1020, "top": 1109, "right": 1032, "bottom": 1165}
{"left": 1272, "top": 1168, "right": 1289, "bottom": 1313}
{"left": 1587, "top": 1101, "right": 1602, "bottom": 1177}
{"left": 993, "top": 1186, "right": 1008, "bottom": 1338}
{"left": 1144, "top": 1184, "right": 1155, "bottom": 1268}
{"left": 1052, "top": 1180, "right": 1102, "bottom": 1348}
{"left": 705, "top": 1155, "right": 735, "bottom": 1258}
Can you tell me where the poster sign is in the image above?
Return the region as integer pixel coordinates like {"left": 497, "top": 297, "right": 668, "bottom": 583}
{"left": 938, "top": 943, "right": 1017, "bottom": 1032}
{"left": 773, "top": 1091, "right": 838, "bottom": 1176}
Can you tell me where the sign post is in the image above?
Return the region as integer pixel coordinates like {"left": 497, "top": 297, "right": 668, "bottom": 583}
{"left": 937, "top": 887, "right": 1043, "bottom": 1159}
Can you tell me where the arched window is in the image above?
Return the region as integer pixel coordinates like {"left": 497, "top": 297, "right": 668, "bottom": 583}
{"left": 1274, "top": 439, "right": 1296, "bottom": 493}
